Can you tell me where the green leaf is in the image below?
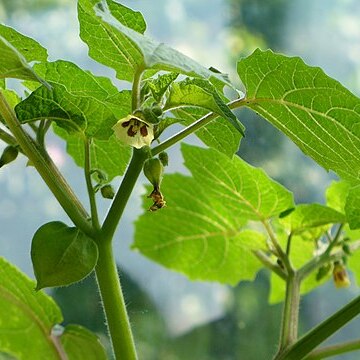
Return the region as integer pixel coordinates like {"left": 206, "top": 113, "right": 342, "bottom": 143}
{"left": 60, "top": 325, "right": 107, "bottom": 360}
{"left": 55, "top": 126, "right": 131, "bottom": 181}
{"left": 237, "top": 49, "right": 360, "bottom": 182}
{"left": 0, "top": 24, "right": 48, "bottom": 63}
{"left": 16, "top": 61, "right": 132, "bottom": 139}
{"left": 0, "top": 25, "right": 48, "bottom": 86}
{"left": 133, "top": 144, "right": 294, "bottom": 284}
{"left": 0, "top": 257, "right": 105, "bottom": 359}
{"left": 144, "top": 72, "right": 179, "bottom": 102}
{"left": 31, "top": 221, "right": 98, "bottom": 289}
{"left": 280, "top": 203, "right": 345, "bottom": 234}
{"left": 79, "top": 0, "right": 228, "bottom": 83}
{"left": 170, "top": 107, "right": 242, "bottom": 157}
{"left": 165, "top": 78, "right": 244, "bottom": 135}
{"left": 326, "top": 180, "right": 350, "bottom": 214}
{"left": 345, "top": 185, "right": 360, "bottom": 229}
{"left": 0, "top": 256, "right": 63, "bottom": 359}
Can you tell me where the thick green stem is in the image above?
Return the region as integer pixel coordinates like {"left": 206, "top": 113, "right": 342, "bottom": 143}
{"left": 101, "top": 148, "right": 148, "bottom": 241}
{"left": 276, "top": 271, "right": 301, "bottom": 355}
{"left": 305, "top": 339, "right": 360, "bottom": 359}
{"left": 95, "top": 238, "right": 137, "bottom": 360}
{"left": 0, "top": 91, "right": 94, "bottom": 237}
{"left": 276, "top": 294, "right": 360, "bottom": 360}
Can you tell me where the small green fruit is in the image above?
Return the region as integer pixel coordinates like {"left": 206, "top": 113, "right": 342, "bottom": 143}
{"left": 100, "top": 184, "right": 115, "bottom": 199}
{"left": 143, "top": 158, "right": 163, "bottom": 188}
{"left": 0, "top": 145, "right": 18, "bottom": 168}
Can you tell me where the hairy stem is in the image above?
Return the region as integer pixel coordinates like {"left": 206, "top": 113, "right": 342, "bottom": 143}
{"left": 84, "top": 138, "right": 100, "bottom": 230}
{"left": 276, "top": 294, "right": 360, "bottom": 360}
{"left": 0, "top": 90, "right": 94, "bottom": 237}
{"left": 101, "top": 147, "right": 148, "bottom": 241}
{"left": 252, "top": 250, "right": 286, "bottom": 280}
{"left": 276, "top": 271, "right": 301, "bottom": 355}
{"left": 305, "top": 339, "right": 360, "bottom": 359}
{"left": 95, "top": 238, "right": 137, "bottom": 360}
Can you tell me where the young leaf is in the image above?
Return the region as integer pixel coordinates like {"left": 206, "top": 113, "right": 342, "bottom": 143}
{"left": 165, "top": 78, "right": 244, "bottom": 135}
{"left": 280, "top": 203, "right": 345, "bottom": 234}
{"left": 60, "top": 325, "right": 107, "bottom": 360}
{"left": 169, "top": 107, "right": 242, "bottom": 157}
{"left": 345, "top": 185, "right": 360, "bottom": 229}
{"left": 144, "top": 72, "right": 179, "bottom": 102}
{"left": 31, "top": 221, "right": 98, "bottom": 289}
{"left": 326, "top": 180, "right": 351, "bottom": 214}
{"left": 133, "top": 144, "right": 294, "bottom": 284}
{"left": 237, "top": 49, "right": 360, "bottom": 182}
{"left": 79, "top": 0, "right": 228, "bottom": 83}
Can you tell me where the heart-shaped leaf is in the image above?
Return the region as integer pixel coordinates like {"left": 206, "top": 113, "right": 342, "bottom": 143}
{"left": 31, "top": 222, "right": 98, "bottom": 289}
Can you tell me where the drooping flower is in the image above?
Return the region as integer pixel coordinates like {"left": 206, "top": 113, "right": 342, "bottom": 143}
{"left": 332, "top": 262, "right": 351, "bottom": 288}
{"left": 112, "top": 115, "right": 154, "bottom": 149}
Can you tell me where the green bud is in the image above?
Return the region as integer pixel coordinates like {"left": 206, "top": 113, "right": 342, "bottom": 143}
{"left": 0, "top": 145, "right": 18, "bottom": 168}
{"left": 316, "top": 263, "right": 332, "bottom": 281}
{"left": 143, "top": 158, "right": 163, "bottom": 188}
{"left": 100, "top": 184, "right": 115, "bottom": 199}
{"left": 158, "top": 151, "right": 169, "bottom": 167}
{"left": 342, "top": 243, "right": 351, "bottom": 256}
{"left": 151, "top": 105, "right": 163, "bottom": 117}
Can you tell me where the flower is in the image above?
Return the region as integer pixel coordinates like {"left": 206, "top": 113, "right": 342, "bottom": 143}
{"left": 332, "top": 263, "right": 351, "bottom": 288}
{"left": 112, "top": 115, "right": 154, "bottom": 149}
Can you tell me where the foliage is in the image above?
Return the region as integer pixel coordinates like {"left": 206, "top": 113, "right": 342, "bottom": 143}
{"left": 1, "top": 1, "right": 360, "bottom": 359}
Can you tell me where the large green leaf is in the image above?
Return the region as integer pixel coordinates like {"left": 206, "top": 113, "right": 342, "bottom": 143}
{"left": 0, "top": 257, "right": 63, "bottom": 358}
{"left": 78, "top": 0, "right": 228, "bottom": 83}
{"left": 165, "top": 78, "right": 244, "bottom": 135}
{"left": 237, "top": 49, "right": 360, "bottom": 182}
{"left": 0, "top": 257, "right": 105, "bottom": 359}
{"left": 0, "top": 25, "right": 48, "bottom": 85}
{"left": 31, "top": 222, "right": 98, "bottom": 289}
{"left": 133, "top": 144, "right": 294, "bottom": 284}
{"left": 15, "top": 61, "right": 131, "bottom": 139}
{"left": 168, "top": 107, "right": 242, "bottom": 157}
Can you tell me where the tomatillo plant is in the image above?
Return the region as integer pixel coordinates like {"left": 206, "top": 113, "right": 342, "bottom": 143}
{"left": 2, "top": 1, "right": 360, "bottom": 359}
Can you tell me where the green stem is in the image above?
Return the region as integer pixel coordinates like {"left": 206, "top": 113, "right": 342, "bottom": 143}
{"left": 95, "top": 238, "right": 137, "bottom": 360}
{"left": 305, "top": 339, "right": 360, "bottom": 359}
{"left": 0, "top": 90, "right": 94, "bottom": 237}
{"left": 0, "top": 128, "right": 17, "bottom": 146}
{"left": 101, "top": 147, "right": 148, "bottom": 241}
{"left": 132, "top": 66, "right": 144, "bottom": 111}
{"left": 275, "top": 294, "right": 360, "bottom": 360}
{"left": 276, "top": 271, "right": 301, "bottom": 355}
{"left": 152, "top": 97, "right": 245, "bottom": 156}
{"left": 252, "top": 250, "right": 286, "bottom": 280}
{"left": 84, "top": 138, "right": 100, "bottom": 230}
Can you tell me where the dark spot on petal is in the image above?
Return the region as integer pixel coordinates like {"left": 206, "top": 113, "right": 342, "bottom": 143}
{"left": 121, "top": 120, "right": 131, "bottom": 128}
{"left": 127, "top": 126, "right": 137, "bottom": 137}
{"left": 140, "top": 125, "right": 148, "bottom": 137}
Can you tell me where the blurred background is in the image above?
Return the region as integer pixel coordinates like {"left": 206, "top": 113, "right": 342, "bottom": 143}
{"left": 1, "top": 0, "right": 360, "bottom": 359}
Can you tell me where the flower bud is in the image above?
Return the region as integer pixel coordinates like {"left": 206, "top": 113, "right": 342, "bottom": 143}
{"left": 316, "top": 263, "right": 332, "bottom": 281}
{"left": 100, "top": 184, "right": 115, "bottom": 199}
{"left": 332, "top": 262, "right": 350, "bottom": 288}
{"left": 143, "top": 158, "right": 163, "bottom": 189}
{"left": 0, "top": 145, "right": 18, "bottom": 168}
{"left": 158, "top": 151, "right": 169, "bottom": 167}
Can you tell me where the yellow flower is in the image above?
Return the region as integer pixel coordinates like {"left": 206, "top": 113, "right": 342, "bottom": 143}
{"left": 112, "top": 115, "right": 154, "bottom": 149}
{"left": 332, "top": 263, "right": 351, "bottom": 288}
